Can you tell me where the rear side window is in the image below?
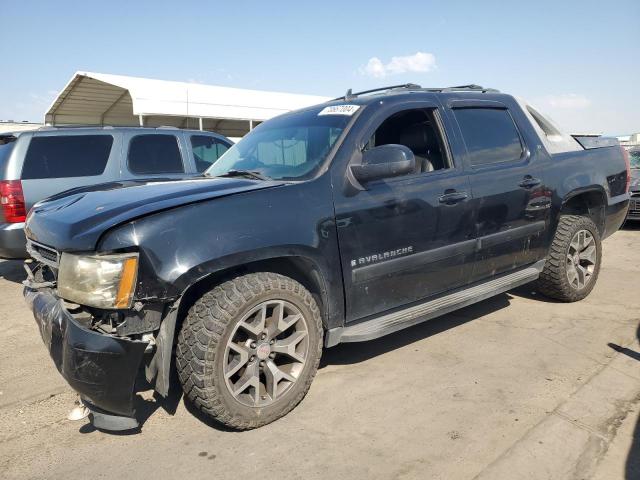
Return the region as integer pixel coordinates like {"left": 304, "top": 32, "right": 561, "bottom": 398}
{"left": 22, "top": 135, "right": 113, "bottom": 179}
{"left": 0, "top": 136, "right": 17, "bottom": 167}
{"left": 454, "top": 108, "right": 523, "bottom": 166}
{"left": 128, "top": 134, "right": 184, "bottom": 174}
{"left": 190, "top": 136, "right": 230, "bottom": 173}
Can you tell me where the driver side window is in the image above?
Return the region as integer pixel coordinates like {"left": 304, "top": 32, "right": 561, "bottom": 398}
{"left": 366, "top": 108, "right": 450, "bottom": 175}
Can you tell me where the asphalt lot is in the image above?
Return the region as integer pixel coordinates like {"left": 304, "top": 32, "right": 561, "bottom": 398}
{"left": 1, "top": 226, "right": 639, "bottom": 480}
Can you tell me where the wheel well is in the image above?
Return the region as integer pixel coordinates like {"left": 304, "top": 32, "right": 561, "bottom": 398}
{"left": 561, "top": 190, "right": 606, "bottom": 234}
{"left": 176, "top": 256, "right": 329, "bottom": 333}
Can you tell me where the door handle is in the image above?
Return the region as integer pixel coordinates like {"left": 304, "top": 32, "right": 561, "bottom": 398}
{"left": 438, "top": 191, "right": 468, "bottom": 204}
{"left": 519, "top": 177, "right": 542, "bottom": 189}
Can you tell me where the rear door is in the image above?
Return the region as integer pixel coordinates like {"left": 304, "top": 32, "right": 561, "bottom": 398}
{"left": 20, "top": 131, "right": 120, "bottom": 211}
{"left": 187, "top": 134, "right": 232, "bottom": 173}
{"left": 447, "top": 100, "right": 548, "bottom": 282}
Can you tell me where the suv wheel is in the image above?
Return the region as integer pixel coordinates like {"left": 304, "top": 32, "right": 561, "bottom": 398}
{"left": 176, "top": 272, "right": 323, "bottom": 429}
{"left": 537, "top": 214, "right": 602, "bottom": 302}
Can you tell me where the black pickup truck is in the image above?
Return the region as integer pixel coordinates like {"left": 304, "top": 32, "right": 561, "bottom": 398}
{"left": 23, "top": 84, "right": 630, "bottom": 431}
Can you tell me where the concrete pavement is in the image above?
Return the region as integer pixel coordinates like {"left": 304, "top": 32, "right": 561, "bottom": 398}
{"left": 1, "top": 227, "right": 639, "bottom": 479}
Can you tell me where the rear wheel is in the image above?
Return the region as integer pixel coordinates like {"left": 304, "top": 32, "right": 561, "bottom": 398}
{"left": 537, "top": 214, "right": 602, "bottom": 302}
{"left": 176, "top": 272, "right": 323, "bottom": 429}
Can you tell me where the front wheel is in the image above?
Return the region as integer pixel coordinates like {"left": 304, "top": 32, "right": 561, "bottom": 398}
{"left": 176, "top": 272, "right": 323, "bottom": 430}
{"left": 536, "top": 214, "right": 602, "bottom": 302}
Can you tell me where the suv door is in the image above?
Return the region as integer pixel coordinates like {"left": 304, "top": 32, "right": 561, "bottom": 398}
{"left": 333, "top": 103, "right": 475, "bottom": 322}
{"left": 187, "top": 134, "right": 231, "bottom": 173}
{"left": 447, "top": 100, "right": 549, "bottom": 282}
{"left": 123, "top": 131, "right": 187, "bottom": 179}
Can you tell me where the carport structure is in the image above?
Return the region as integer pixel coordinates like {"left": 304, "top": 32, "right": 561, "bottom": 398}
{"left": 45, "top": 72, "right": 330, "bottom": 139}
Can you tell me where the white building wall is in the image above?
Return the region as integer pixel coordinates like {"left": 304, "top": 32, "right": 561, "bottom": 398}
{"left": 0, "top": 121, "right": 42, "bottom": 134}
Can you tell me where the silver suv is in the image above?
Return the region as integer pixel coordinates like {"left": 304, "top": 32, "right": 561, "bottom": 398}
{"left": 627, "top": 146, "right": 640, "bottom": 220}
{"left": 0, "top": 126, "right": 232, "bottom": 258}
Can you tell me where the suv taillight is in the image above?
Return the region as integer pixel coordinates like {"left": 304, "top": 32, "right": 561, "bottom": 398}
{"left": 622, "top": 146, "right": 631, "bottom": 193}
{"left": 0, "top": 180, "right": 26, "bottom": 223}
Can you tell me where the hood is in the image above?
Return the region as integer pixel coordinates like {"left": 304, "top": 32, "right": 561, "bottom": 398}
{"left": 25, "top": 177, "right": 284, "bottom": 251}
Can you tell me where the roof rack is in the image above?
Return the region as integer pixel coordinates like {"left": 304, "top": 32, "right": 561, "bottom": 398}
{"left": 334, "top": 83, "right": 422, "bottom": 101}
{"left": 438, "top": 84, "right": 499, "bottom": 93}
{"left": 334, "top": 83, "right": 499, "bottom": 101}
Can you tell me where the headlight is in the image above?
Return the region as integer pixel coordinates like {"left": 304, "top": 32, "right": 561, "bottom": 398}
{"left": 57, "top": 253, "right": 139, "bottom": 309}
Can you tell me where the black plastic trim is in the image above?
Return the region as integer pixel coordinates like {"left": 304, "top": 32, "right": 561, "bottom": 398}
{"left": 327, "top": 260, "right": 545, "bottom": 347}
{"left": 24, "top": 287, "right": 147, "bottom": 417}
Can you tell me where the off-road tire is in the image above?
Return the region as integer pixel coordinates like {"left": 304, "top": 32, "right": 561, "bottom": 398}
{"left": 536, "top": 214, "right": 602, "bottom": 302}
{"left": 176, "top": 272, "right": 323, "bottom": 430}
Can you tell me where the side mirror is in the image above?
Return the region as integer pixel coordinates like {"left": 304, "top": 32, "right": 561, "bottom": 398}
{"left": 350, "top": 144, "right": 416, "bottom": 184}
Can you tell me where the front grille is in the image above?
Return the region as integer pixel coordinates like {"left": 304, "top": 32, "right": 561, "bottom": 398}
{"left": 26, "top": 240, "right": 59, "bottom": 269}
{"left": 35, "top": 245, "right": 57, "bottom": 263}
{"left": 629, "top": 197, "right": 640, "bottom": 216}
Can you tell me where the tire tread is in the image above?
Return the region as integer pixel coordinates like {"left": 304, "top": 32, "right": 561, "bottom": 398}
{"left": 537, "top": 214, "right": 601, "bottom": 302}
{"left": 176, "top": 272, "right": 323, "bottom": 430}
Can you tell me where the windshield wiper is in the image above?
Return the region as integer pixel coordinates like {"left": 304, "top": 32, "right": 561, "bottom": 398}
{"left": 215, "top": 169, "right": 271, "bottom": 181}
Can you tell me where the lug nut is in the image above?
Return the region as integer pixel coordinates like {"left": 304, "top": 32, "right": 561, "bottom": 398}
{"left": 261, "top": 395, "right": 267, "bottom": 400}
{"left": 249, "top": 355, "right": 255, "bottom": 362}
{"left": 259, "top": 360, "right": 265, "bottom": 366}
{"left": 269, "top": 353, "right": 275, "bottom": 359}
{"left": 269, "top": 339, "right": 275, "bottom": 345}
{"left": 261, "top": 333, "right": 266, "bottom": 340}
{"left": 250, "top": 342, "right": 256, "bottom": 348}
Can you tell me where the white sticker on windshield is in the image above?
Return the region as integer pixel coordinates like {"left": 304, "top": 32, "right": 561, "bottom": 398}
{"left": 318, "top": 105, "right": 360, "bottom": 116}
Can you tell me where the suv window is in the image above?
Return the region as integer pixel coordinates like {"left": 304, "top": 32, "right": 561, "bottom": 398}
{"left": 0, "top": 136, "right": 17, "bottom": 167}
{"left": 22, "top": 135, "right": 113, "bottom": 180}
{"left": 367, "top": 108, "right": 450, "bottom": 174}
{"left": 190, "top": 136, "right": 230, "bottom": 173}
{"left": 630, "top": 149, "right": 640, "bottom": 169}
{"left": 454, "top": 108, "right": 523, "bottom": 166}
{"left": 128, "top": 134, "right": 184, "bottom": 175}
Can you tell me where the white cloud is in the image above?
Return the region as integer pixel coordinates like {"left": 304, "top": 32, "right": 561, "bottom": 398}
{"left": 361, "top": 52, "right": 437, "bottom": 78}
{"left": 542, "top": 93, "right": 591, "bottom": 109}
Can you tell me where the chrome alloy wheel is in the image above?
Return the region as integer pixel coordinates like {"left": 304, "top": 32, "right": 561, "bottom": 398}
{"left": 566, "top": 229, "right": 597, "bottom": 290}
{"left": 223, "top": 300, "right": 310, "bottom": 407}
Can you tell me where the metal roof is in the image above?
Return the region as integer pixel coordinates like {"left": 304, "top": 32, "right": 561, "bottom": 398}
{"left": 45, "top": 71, "right": 330, "bottom": 137}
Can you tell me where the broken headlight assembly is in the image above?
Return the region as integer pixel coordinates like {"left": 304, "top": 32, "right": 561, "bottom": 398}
{"left": 57, "top": 253, "right": 139, "bottom": 309}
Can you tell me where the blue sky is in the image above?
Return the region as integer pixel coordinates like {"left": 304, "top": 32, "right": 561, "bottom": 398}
{"left": 1, "top": 0, "right": 638, "bottom": 134}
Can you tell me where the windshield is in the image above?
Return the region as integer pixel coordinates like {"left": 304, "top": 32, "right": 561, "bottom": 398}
{"left": 205, "top": 106, "right": 355, "bottom": 180}
{"left": 630, "top": 149, "right": 640, "bottom": 169}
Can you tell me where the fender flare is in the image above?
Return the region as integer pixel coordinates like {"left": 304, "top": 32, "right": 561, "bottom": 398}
{"left": 148, "top": 247, "right": 340, "bottom": 397}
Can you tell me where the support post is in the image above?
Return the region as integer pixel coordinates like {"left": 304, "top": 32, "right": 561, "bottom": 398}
{"left": 199, "top": 117, "right": 203, "bottom": 131}
{"left": 138, "top": 115, "right": 144, "bottom": 127}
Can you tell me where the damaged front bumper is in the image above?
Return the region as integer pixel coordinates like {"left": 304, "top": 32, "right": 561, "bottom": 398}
{"left": 24, "top": 287, "right": 148, "bottom": 428}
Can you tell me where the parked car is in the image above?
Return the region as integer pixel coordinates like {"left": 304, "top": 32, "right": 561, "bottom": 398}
{"left": 23, "top": 84, "right": 630, "bottom": 432}
{"left": 626, "top": 146, "right": 640, "bottom": 220}
{"left": 0, "top": 127, "right": 232, "bottom": 258}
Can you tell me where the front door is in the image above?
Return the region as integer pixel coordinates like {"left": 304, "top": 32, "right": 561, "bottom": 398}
{"left": 333, "top": 105, "right": 475, "bottom": 322}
